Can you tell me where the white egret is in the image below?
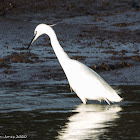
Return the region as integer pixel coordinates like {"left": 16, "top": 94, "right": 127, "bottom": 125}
{"left": 28, "top": 24, "right": 123, "bottom": 104}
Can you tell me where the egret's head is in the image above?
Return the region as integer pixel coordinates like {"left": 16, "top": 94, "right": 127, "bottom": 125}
{"left": 28, "top": 23, "right": 55, "bottom": 49}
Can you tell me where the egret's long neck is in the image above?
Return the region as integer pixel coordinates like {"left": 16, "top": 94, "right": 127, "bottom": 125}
{"left": 47, "top": 28, "right": 70, "bottom": 70}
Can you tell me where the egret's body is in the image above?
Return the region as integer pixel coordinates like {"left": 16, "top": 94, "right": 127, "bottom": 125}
{"left": 28, "top": 24, "right": 122, "bottom": 104}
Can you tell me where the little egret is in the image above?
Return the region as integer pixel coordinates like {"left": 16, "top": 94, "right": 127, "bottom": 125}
{"left": 28, "top": 24, "right": 123, "bottom": 104}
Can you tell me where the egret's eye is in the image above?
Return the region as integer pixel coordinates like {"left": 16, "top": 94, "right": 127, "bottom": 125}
{"left": 34, "top": 31, "right": 37, "bottom": 36}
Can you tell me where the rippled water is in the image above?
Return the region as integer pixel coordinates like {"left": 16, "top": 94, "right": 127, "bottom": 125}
{"left": 0, "top": 85, "right": 139, "bottom": 140}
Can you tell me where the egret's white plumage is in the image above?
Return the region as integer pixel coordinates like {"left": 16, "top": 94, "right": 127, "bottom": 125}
{"left": 28, "top": 24, "right": 123, "bottom": 104}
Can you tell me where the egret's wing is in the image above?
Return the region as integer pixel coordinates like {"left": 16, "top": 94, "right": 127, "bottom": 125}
{"left": 68, "top": 59, "right": 111, "bottom": 90}
{"left": 66, "top": 59, "right": 122, "bottom": 102}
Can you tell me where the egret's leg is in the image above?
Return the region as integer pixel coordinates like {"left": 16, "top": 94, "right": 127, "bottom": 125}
{"left": 68, "top": 82, "right": 73, "bottom": 92}
{"left": 81, "top": 98, "right": 87, "bottom": 104}
{"left": 99, "top": 100, "right": 102, "bottom": 104}
{"left": 68, "top": 84, "right": 73, "bottom": 92}
{"left": 70, "top": 86, "right": 73, "bottom": 92}
{"left": 104, "top": 98, "right": 110, "bottom": 105}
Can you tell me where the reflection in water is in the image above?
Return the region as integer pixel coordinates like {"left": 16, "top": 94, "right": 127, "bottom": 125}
{"left": 57, "top": 104, "right": 122, "bottom": 140}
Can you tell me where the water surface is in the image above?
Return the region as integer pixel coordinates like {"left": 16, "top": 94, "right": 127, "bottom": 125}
{"left": 0, "top": 85, "right": 139, "bottom": 140}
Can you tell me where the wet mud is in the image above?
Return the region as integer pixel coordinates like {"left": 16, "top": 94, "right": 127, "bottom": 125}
{"left": 0, "top": 0, "right": 140, "bottom": 86}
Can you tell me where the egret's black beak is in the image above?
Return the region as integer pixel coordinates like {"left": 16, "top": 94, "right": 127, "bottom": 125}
{"left": 27, "top": 32, "right": 37, "bottom": 49}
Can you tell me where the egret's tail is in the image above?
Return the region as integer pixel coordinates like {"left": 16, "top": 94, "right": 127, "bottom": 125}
{"left": 107, "top": 91, "right": 123, "bottom": 103}
{"left": 112, "top": 95, "right": 123, "bottom": 102}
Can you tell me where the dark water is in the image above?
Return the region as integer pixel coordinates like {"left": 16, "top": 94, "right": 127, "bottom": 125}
{"left": 0, "top": 85, "right": 140, "bottom": 140}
